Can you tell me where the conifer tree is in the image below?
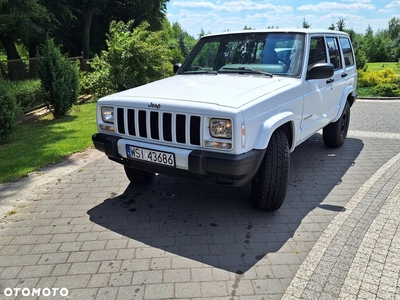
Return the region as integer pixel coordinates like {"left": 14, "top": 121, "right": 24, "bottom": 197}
{"left": 38, "top": 36, "right": 79, "bottom": 118}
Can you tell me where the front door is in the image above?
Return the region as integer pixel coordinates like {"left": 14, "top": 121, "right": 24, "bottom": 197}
{"left": 300, "top": 36, "right": 331, "bottom": 141}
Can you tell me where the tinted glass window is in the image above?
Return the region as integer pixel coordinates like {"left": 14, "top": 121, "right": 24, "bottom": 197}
{"left": 339, "top": 37, "right": 354, "bottom": 67}
{"left": 191, "top": 42, "right": 219, "bottom": 70}
{"left": 308, "top": 37, "right": 327, "bottom": 69}
{"left": 326, "top": 37, "right": 342, "bottom": 70}
{"left": 180, "top": 33, "right": 305, "bottom": 77}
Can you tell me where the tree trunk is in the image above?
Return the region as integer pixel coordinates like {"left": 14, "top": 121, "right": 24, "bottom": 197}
{"left": 0, "top": 35, "right": 26, "bottom": 80}
{"left": 0, "top": 35, "right": 21, "bottom": 60}
{"left": 28, "top": 40, "right": 38, "bottom": 79}
{"left": 82, "top": 4, "right": 94, "bottom": 59}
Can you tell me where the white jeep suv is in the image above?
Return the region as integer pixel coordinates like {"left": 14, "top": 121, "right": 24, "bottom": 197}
{"left": 92, "top": 29, "right": 357, "bottom": 211}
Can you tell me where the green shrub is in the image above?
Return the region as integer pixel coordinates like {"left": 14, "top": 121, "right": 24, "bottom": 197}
{"left": 80, "top": 58, "right": 116, "bottom": 98}
{"left": 357, "top": 68, "right": 400, "bottom": 87}
{"left": 373, "top": 83, "right": 400, "bottom": 97}
{"left": 84, "top": 20, "right": 173, "bottom": 97}
{"left": 107, "top": 21, "right": 173, "bottom": 91}
{"left": 356, "top": 86, "right": 379, "bottom": 98}
{"left": 38, "top": 36, "right": 80, "bottom": 118}
{"left": 0, "top": 83, "right": 20, "bottom": 142}
{"left": 1, "top": 80, "right": 42, "bottom": 111}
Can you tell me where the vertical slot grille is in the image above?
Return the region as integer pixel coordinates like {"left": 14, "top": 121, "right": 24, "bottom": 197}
{"left": 163, "top": 113, "right": 172, "bottom": 142}
{"left": 150, "top": 112, "right": 159, "bottom": 139}
{"left": 176, "top": 114, "right": 186, "bottom": 143}
{"left": 117, "top": 108, "right": 125, "bottom": 134}
{"left": 127, "top": 109, "right": 136, "bottom": 136}
{"left": 119, "top": 107, "right": 202, "bottom": 147}
{"left": 190, "top": 116, "right": 201, "bottom": 145}
{"left": 138, "top": 110, "right": 147, "bottom": 137}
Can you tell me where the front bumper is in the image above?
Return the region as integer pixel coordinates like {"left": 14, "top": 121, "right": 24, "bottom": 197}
{"left": 92, "top": 133, "right": 265, "bottom": 186}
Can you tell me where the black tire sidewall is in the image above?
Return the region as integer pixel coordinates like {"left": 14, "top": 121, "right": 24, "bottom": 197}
{"left": 251, "top": 130, "right": 290, "bottom": 211}
{"left": 323, "top": 101, "right": 350, "bottom": 148}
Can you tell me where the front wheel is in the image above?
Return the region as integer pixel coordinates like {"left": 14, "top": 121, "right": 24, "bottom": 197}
{"left": 323, "top": 101, "right": 350, "bottom": 148}
{"left": 124, "top": 166, "right": 154, "bottom": 184}
{"left": 251, "top": 130, "right": 290, "bottom": 211}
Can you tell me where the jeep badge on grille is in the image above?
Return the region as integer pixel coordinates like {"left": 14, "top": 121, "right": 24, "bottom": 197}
{"left": 148, "top": 102, "right": 161, "bottom": 109}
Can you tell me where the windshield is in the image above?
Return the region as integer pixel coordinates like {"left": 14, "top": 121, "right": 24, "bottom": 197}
{"left": 179, "top": 32, "right": 305, "bottom": 77}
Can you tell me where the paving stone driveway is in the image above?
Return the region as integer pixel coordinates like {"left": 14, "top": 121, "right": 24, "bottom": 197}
{"left": 0, "top": 100, "right": 399, "bottom": 299}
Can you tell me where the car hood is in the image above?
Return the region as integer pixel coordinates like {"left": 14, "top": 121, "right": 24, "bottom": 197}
{"left": 108, "top": 74, "right": 297, "bottom": 109}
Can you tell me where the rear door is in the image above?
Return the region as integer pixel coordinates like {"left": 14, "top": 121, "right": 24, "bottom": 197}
{"left": 324, "top": 36, "right": 347, "bottom": 119}
{"left": 339, "top": 36, "right": 357, "bottom": 96}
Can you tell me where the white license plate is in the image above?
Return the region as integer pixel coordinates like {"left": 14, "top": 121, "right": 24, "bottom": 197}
{"left": 126, "top": 145, "right": 175, "bottom": 167}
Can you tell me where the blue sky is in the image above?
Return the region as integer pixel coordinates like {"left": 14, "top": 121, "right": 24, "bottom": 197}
{"left": 166, "top": 0, "right": 400, "bottom": 37}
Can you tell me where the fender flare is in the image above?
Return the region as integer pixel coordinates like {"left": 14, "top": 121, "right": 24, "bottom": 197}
{"left": 333, "top": 85, "right": 355, "bottom": 122}
{"left": 253, "top": 111, "right": 296, "bottom": 151}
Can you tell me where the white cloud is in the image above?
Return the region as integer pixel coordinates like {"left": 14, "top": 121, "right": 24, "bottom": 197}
{"left": 172, "top": 1, "right": 294, "bottom": 13}
{"left": 342, "top": 0, "right": 371, "bottom": 3}
{"left": 383, "top": 1, "right": 400, "bottom": 10}
{"left": 297, "top": 1, "right": 374, "bottom": 12}
{"left": 172, "top": 1, "right": 215, "bottom": 10}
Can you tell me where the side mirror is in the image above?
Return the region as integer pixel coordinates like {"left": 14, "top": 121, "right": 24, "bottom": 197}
{"left": 173, "top": 63, "right": 182, "bottom": 74}
{"left": 307, "top": 63, "right": 334, "bottom": 80}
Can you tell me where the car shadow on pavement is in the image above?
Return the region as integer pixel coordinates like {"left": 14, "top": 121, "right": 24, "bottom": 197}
{"left": 88, "top": 134, "right": 364, "bottom": 274}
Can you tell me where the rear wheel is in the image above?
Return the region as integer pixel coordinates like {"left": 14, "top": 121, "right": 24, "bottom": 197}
{"left": 251, "top": 130, "right": 290, "bottom": 211}
{"left": 124, "top": 166, "right": 154, "bottom": 184}
{"left": 323, "top": 101, "right": 350, "bottom": 148}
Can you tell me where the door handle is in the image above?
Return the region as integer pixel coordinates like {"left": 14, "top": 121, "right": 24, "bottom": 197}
{"left": 326, "top": 78, "right": 334, "bottom": 84}
{"left": 341, "top": 73, "right": 348, "bottom": 78}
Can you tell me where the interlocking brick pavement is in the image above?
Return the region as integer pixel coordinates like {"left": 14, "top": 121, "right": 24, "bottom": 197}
{"left": 0, "top": 99, "right": 399, "bottom": 299}
{"left": 283, "top": 151, "right": 400, "bottom": 299}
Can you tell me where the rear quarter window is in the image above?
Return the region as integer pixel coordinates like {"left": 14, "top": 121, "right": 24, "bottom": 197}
{"left": 339, "top": 37, "right": 355, "bottom": 67}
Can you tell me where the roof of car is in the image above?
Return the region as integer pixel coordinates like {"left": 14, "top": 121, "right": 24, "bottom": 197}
{"left": 202, "top": 28, "right": 349, "bottom": 38}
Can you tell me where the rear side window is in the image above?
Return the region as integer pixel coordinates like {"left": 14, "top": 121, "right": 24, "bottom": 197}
{"left": 326, "top": 37, "right": 342, "bottom": 70}
{"left": 308, "top": 37, "right": 327, "bottom": 69}
{"left": 339, "top": 37, "right": 355, "bottom": 67}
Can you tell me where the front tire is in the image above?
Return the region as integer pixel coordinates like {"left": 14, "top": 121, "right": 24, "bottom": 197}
{"left": 124, "top": 166, "right": 154, "bottom": 184}
{"left": 251, "top": 130, "right": 290, "bottom": 211}
{"left": 323, "top": 101, "right": 350, "bottom": 148}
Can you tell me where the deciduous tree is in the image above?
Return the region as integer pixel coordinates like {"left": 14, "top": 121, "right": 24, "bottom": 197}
{"left": 83, "top": 20, "right": 173, "bottom": 96}
{"left": 0, "top": 0, "right": 49, "bottom": 79}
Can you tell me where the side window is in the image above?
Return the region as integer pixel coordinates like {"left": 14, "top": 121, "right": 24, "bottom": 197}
{"left": 326, "top": 37, "right": 342, "bottom": 70}
{"left": 308, "top": 37, "right": 327, "bottom": 69}
{"left": 339, "top": 37, "right": 355, "bottom": 67}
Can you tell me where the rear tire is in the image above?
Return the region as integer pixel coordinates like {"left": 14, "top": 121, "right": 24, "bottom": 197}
{"left": 323, "top": 101, "right": 350, "bottom": 148}
{"left": 124, "top": 166, "right": 154, "bottom": 184}
{"left": 251, "top": 130, "right": 290, "bottom": 211}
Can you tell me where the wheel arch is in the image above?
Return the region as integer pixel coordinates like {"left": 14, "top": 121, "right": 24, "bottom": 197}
{"left": 253, "top": 112, "right": 295, "bottom": 152}
{"left": 333, "top": 86, "right": 356, "bottom": 122}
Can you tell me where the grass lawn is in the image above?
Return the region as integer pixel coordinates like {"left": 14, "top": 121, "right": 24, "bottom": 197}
{"left": 0, "top": 102, "right": 97, "bottom": 183}
{"left": 367, "top": 61, "right": 400, "bottom": 72}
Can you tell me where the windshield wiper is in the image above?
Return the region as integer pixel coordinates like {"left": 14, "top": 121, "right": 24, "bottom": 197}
{"left": 221, "top": 66, "right": 273, "bottom": 77}
{"left": 182, "top": 69, "right": 218, "bottom": 75}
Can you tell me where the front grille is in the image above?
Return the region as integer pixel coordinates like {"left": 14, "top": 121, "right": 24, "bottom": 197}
{"left": 116, "top": 108, "right": 202, "bottom": 146}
